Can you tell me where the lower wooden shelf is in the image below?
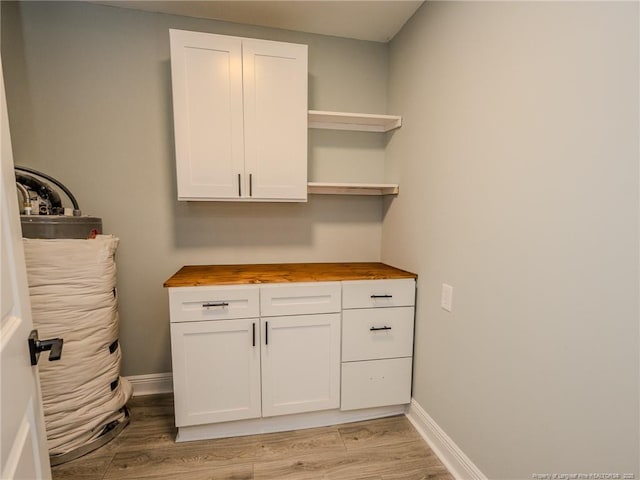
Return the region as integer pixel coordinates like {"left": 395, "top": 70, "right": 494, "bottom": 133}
{"left": 308, "top": 110, "right": 402, "bottom": 132}
{"left": 307, "top": 182, "right": 399, "bottom": 196}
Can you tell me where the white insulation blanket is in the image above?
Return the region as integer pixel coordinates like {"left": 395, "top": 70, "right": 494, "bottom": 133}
{"left": 23, "top": 235, "right": 132, "bottom": 457}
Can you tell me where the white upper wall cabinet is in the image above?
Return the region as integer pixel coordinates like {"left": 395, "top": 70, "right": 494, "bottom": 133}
{"left": 170, "top": 30, "right": 308, "bottom": 202}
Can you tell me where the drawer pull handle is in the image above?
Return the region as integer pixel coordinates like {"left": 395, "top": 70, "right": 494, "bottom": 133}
{"left": 371, "top": 294, "right": 393, "bottom": 299}
{"left": 370, "top": 326, "right": 392, "bottom": 331}
{"left": 203, "top": 302, "right": 229, "bottom": 309}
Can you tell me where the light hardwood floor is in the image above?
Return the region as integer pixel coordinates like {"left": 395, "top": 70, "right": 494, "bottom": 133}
{"left": 51, "top": 394, "right": 453, "bottom": 480}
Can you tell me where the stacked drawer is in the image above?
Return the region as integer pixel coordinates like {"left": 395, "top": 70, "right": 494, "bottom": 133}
{"left": 340, "top": 279, "right": 416, "bottom": 410}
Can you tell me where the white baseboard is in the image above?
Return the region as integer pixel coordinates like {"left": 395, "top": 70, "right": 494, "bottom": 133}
{"left": 405, "top": 398, "right": 487, "bottom": 480}
{"left": 125, "top": 372, "right": 173, "bottom": 397}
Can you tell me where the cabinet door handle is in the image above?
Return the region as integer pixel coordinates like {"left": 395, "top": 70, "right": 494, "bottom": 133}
{"left": 265, "top": 321, "right": 268, "bottom": 345}
{"left": 371, "top": 294, "right": 393, "bottom": 299}
{"left": 370, "top": 326, "right": 392, "bottom": 331}
{"left": 252, "top": 322, "right": 256, "bottom": 347}
{"left": 249, "top": 173, "right": 253, "bottom": 197}
{"left": 202, "top": 302, "right": 229, "bottom": 309}
{"left": 238, "top": 173, "right": 242, "bottom": 197}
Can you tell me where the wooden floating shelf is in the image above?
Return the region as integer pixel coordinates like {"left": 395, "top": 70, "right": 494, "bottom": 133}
{"left": 308, "top": 110, "right": 402, "bottom": 132}
{"left": 308, "top": 182, "right": 399, "bottom": 196}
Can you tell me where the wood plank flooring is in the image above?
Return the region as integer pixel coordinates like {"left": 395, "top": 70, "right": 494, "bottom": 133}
{"left": 51, "top": 394, "right": 453, "bottom": 480}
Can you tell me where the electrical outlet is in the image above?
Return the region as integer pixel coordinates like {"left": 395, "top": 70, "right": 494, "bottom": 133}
{"left": 441, "top": 284, "right": 453, "bottom": 312}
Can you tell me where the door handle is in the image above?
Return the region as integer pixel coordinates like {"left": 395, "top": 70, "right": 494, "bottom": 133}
{"left": 370, "top": 326, "right": 392, "bottom": 331}
{"left": 28, "top": 329, "right": 63, "bottom": 366}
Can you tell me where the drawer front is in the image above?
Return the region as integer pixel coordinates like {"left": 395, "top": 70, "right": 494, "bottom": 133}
{"left": 342, "top": 279, "right": 415, "bottom": 309}
{"left": 260, "top": 282, "right": 341, "bottom": 317}
{"left": 342, "top": 307, "right": 414, "bottom": 362}
{"left": 341, "top": 357, "right": 412, "bottom": 411}
{"left": 169, "top": 286, "right": 260, "bottom": 322}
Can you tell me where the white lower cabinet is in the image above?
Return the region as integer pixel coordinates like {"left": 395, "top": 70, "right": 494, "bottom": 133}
{"left": 169, "top": 282, "right": 342, "bottom": 430}
{"left": 168, "top": 276, "right": 415, "bottom": 439}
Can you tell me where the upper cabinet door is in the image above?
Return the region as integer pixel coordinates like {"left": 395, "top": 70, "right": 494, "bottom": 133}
{"left": 170, "top": 30, "right": 308, "bottom": 201}
{"left": 242, "top": 39, "right": 308, "bottom": 201}
{"left": 170, "top": 30, "right": 245, "bottom": 200}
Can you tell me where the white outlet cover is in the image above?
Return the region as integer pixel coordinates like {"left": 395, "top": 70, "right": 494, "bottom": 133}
{"left": 441, "top": 283, "right": 453, "bottom": 312}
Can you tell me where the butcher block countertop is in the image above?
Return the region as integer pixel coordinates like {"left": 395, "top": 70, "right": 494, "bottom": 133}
{"left": 164, "top": 262, "right": 417, "bottom": 288}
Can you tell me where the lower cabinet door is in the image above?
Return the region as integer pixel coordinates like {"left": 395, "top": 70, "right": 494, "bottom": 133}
{"left": 171, "top": 319, "right": 261, "bottom": 426}
{"left": 261, "top": 313, "right": 341, "bottom": 417}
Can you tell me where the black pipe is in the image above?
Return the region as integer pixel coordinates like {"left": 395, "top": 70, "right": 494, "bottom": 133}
{"left": 14, "top": 166, "right": 81, "bottom": 215}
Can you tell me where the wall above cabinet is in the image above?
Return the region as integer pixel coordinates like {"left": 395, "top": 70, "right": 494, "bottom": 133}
{"left": 308, "top": 110, "right": 402, "bottom": 132}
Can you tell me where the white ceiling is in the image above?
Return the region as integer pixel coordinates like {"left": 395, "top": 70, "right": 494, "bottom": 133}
{"left": 93, "top": 1, "right": 424, "bottom": 43}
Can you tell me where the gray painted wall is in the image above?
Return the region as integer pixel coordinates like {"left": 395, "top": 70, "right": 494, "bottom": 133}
{"left": 1, "top": 1, "right": 389, "bottom": 376}
{"left": 383, "top": 2, "right": 639, "bottom": 477}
